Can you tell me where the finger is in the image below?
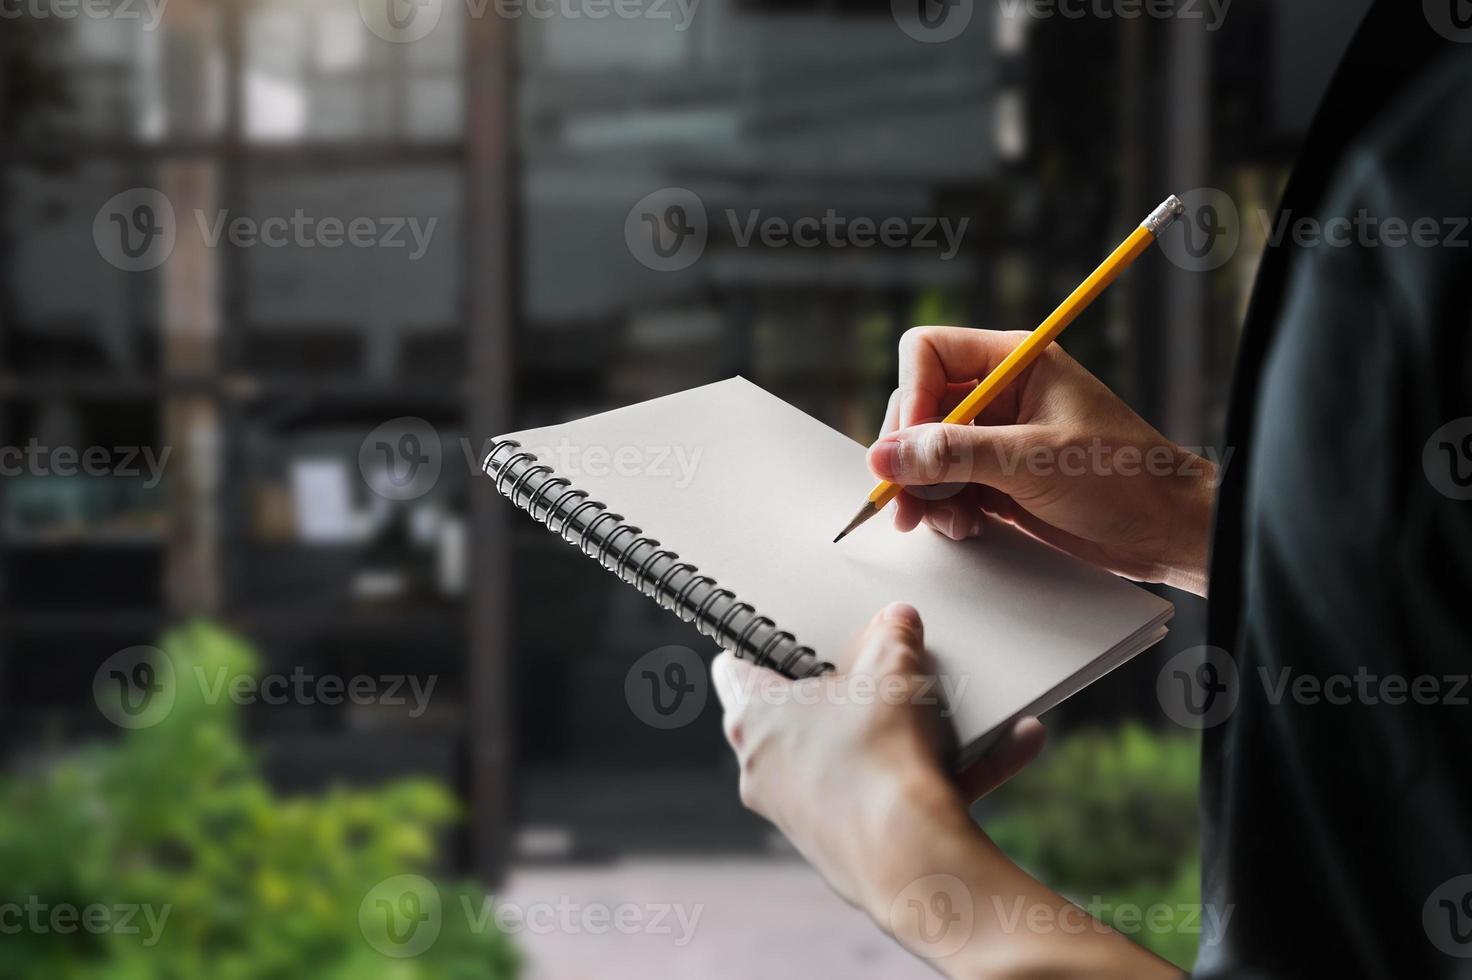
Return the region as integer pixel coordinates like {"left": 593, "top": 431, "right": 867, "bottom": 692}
{"left": 880, "top": 388, "right": 902, "bottom": 437}
{"left": 711, "top": 652, "right": 788, "bottom": 751}
{"left": 712, "top": 650, "right": 787, "bottom": 702}
{"left": 893, "top": 490, "right": 926, "bottom": 533}
{"left": 851, "top": 602, "right": 925, "bottom": 676}
{"left": 955, "top": 716, "right": 1046, "bottom": 803}
{"left": 897, "top": 327, "right": 1036, "bottom": 428}
{"left": 921, "top": 498, "right": 984, "bottom": 541}
{"left": 868, "top": 421, "right": 1041, "bottom": 490}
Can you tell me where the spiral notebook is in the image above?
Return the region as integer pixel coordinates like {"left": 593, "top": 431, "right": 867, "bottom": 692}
{"left": 484, "top": 377, "right": 1173, "bottom": 765}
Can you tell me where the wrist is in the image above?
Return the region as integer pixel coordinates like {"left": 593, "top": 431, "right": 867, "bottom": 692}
{"left": 1160, "top": 451, "right": 1215, "bottom": 597}
{"left": 852, "top": 768, "right": 978, "bottom": 923}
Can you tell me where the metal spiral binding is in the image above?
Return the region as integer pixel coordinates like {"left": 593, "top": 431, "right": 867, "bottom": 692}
{"left": 483, "top": 438, "right": 830, "bottom": 678}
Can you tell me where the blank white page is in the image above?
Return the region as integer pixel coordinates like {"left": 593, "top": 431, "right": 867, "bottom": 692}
{"left": 500, "top": 377, "right": 1172, "bottom": 752}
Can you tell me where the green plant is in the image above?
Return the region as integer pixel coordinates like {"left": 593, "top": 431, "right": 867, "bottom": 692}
{"left": 986, "top": 723, "right": 1202, "bottom": 971}
{"left": 0, "top": 621, "right": 519, "bottom": 980}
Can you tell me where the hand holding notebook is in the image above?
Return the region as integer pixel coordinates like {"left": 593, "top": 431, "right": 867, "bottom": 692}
{"left": 484, "top": 377, "right": 1173, "bottom": 766}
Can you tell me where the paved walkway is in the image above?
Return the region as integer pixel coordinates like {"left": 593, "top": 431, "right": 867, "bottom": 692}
{"left": 498, "top": 859, "right": 936, "bottom": 980}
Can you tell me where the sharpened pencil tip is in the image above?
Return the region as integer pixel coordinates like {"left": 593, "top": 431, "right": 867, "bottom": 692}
{"left": 833, "top": 501, "right": 881, "bottom": 543}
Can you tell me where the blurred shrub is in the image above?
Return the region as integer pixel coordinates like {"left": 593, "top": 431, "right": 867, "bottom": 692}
{"left": 986, "top": 723, "right": 1201, "bottom": 971}
{"left": 0, "top": 621, "right": 519, "bottom": 980}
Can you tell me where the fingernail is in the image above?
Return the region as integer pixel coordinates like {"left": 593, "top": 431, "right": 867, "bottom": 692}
{"left": 868, "top": 437, "right": 902, "bottom": 481}
{"left": 880, "top": 602, "right": 922, "bottom": 630}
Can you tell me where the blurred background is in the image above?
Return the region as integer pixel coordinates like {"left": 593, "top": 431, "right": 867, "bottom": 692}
{"left": 0, "top": 0, "right": 1374, "bottom": 976}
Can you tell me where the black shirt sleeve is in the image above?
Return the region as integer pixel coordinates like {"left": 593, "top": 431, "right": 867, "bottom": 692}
{"left": 1196, "top": 36, "right": 1472, "bottom": 980}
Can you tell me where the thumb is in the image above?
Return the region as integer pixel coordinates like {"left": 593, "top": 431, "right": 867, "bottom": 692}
{"left": 711, "top": 650, "right": 786, "bottom": 712}
{"left": 851, "top": 602, "right": 926, "bottom": 677}
{"left": 868, "top": 422, "right": 1037, "bottom": 490}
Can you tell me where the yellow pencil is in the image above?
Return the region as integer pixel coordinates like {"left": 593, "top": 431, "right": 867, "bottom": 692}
{"left": 834, "top": 195, "right": 1186, "bottom": 543}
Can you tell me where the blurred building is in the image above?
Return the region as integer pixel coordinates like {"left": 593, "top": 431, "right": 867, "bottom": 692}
{"left": 0, "top": 0, "right": 1371, "bottom": 882}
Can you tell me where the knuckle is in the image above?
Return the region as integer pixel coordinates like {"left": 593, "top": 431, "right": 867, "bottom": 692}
{"left": 923, "top": 425, "right": 951, "bottom": 469}
{"left": 721, "top": 707, "right": 746, "bottom": 750}
{"left": 880, "top": 635, "right": 922, "bottom": 675}
{"left": 920, "top": 426, "right": 968, "bottom": 481}
{"left": 1038, "top": 340, "right": 1080, "bottom": 378}
{"left": 737, "top": 772, "right": 760, "bottom": 811}
{"left": 870, "top": 623, "right": 922, "bottom": 672}
{"left": 899, "top": 325, "right": 934, "bottom": 354}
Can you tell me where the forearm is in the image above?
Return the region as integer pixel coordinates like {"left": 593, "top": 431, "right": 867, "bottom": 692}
{"left": 860, "top": 774, "right": 1183, "bottom": 980}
